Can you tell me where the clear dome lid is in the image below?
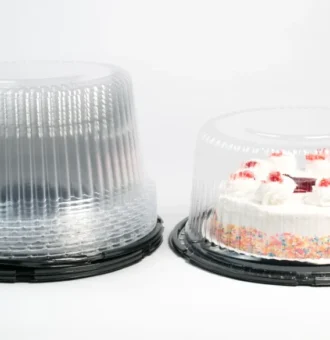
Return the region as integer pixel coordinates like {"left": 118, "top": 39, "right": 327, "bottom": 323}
{"left": 0, "top": 61, "right": 158, "bottom": 263}
{"left": 187, "top": 107, "right": 330, "bottom": 264}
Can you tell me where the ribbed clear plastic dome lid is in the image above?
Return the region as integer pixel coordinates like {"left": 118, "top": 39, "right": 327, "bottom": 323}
{"left": 187, "top": 107, "right": 330, "bottom": 264}
{"left": 0, "top": 61, "right": 158, "bottom": 262}
{"left": 0, "top": 61, "right": 115, "bottom": 87}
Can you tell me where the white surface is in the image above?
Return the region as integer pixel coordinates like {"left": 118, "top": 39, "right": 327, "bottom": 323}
{"left": 1, "top": 0, "right": 330, "bottom": 339}
{"left": 1, "top": 208, "right": 330, "bottom": 340}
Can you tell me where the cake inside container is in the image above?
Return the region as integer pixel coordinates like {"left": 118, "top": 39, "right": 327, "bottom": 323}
{"left": 186, "top": 107, "right": 330, "bottom": 264}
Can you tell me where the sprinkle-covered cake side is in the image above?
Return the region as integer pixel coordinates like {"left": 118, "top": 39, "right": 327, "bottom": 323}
{"left": 206, "top": 149, "right": 330, "bottom": 263}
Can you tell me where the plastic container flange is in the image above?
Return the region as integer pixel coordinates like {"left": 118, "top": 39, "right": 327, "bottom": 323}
{"left": 169, "top": 217, "right": 330, "bottom": 287}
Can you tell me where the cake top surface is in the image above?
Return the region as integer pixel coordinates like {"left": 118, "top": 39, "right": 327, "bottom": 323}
{"left": 221, "top": 148, "right": 330, "bottom": 207}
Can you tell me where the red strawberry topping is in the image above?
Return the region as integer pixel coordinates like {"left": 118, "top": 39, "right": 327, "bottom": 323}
{"left": 306, "top": 154, "right": 325, "bottom": 161}
{"left": 244, "top": 161, "right": 259, "bottom": 168}
{"left": 271, "top": 151, "right": 283, "bottom": 157}
{"left": 268, "top": 171, "right": 283, "bottom": 183}
{"left": 306, "top": 149, "right": 328, "bottom": 160}
{"left": 230, "top": 170, "right": 255, "bottom": 180}
{"left": 318, "top": 178, "right": 330, "bottom": 187}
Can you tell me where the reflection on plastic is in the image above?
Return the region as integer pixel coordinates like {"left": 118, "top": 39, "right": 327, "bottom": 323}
{"left": 0, "top": 62, "right": 157, "bottom": 260}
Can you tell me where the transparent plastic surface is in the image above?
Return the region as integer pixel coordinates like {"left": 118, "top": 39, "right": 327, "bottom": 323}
{"left": 0, "top": 61, "right": 157, "bottom": 260}
{"left": 187, "top": 107, "right": 330, "bottom": 264}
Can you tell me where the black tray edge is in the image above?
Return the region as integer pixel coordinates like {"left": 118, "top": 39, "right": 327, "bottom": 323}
{"left": 169, "top": 217, "right": 330, "bottom": 287}
{"left": 0, "top": 217, "right": 164, "bottom": 283}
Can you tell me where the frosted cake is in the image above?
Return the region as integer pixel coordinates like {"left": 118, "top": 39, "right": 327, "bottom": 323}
{"left": 207, "top": 149, "right": 330, "bottom": 263}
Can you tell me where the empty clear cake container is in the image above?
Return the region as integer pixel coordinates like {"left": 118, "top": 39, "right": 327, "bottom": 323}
{"left": 170, "top": 107, "right": 330, "bottom": 286}
{"left": 0, "top": 61, "right": 162, "bottom": 279}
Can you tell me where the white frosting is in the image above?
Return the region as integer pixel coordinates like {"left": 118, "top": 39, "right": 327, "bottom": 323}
{"left": 204, "top": 212, "right": 330, "bottom": 264}
{"left": 254, "top": 176, "right": 296, "bottom": 205}
{"left": 224, "top": 177, "right": 260, "bottom": 197}
{"left": 305, "top": 179, "right": 330, "bottom": 207}
{"left": 269, "top": 152, "right": 297, "bottom": 174}
{"left": 212, "top": 193, "right": 330, "bottom": 264}
{"left": 306, "top": 159, "right": 330, "bottom": 178}
{"left": 216, "top": 194, "right": 330, "bottom": 239}
{"left": 242, "top": 159, "right": 272, "bottom": 180}
{"left": 208, "top": 151, "right": 330, "bottom": 264}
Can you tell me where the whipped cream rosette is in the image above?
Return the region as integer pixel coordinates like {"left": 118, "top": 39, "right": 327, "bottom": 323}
{"left": 241, "top": 159, "right": 272, "bottom": 180}
{"left": 223, "top": 170, "right": 260, "bottom": 197}
{"left": 254, "top": 171, "right": 297, "bottom": 205}
{"left": 305, "top": 178, "right": 330, "bottom": 207}
{"left": 305, "top": 150, "right": 330, "bottom": 178}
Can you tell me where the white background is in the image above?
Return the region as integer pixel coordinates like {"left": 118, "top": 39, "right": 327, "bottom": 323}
{"left": 0, "top": 0, "right": 330, "bottom": 339}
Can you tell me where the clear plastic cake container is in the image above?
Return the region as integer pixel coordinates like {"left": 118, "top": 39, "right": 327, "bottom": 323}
{"left": 0, "top": 61, "right": 160, "bottom": 265}
{"left": 186, "top": 107, "right": 330, "bottom": 264}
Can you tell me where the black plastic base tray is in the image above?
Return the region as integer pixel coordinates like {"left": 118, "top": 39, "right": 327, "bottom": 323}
{"left": 0, "top": 218, "right": 164, "bottom": 283}
{"left": 169, "top": 218, "right": 330, "bottom": 286}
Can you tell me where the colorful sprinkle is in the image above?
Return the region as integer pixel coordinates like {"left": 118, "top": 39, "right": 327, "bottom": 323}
{"left": 208, "top": 221, "right": 330, "bottom": 260}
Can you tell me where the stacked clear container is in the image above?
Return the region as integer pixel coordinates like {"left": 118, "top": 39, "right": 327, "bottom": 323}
{"left": 0, "top": 61, "right": 157, "bottom": 261}
{"left": 187, "top": 107, "right": 330, "bottom": 263}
